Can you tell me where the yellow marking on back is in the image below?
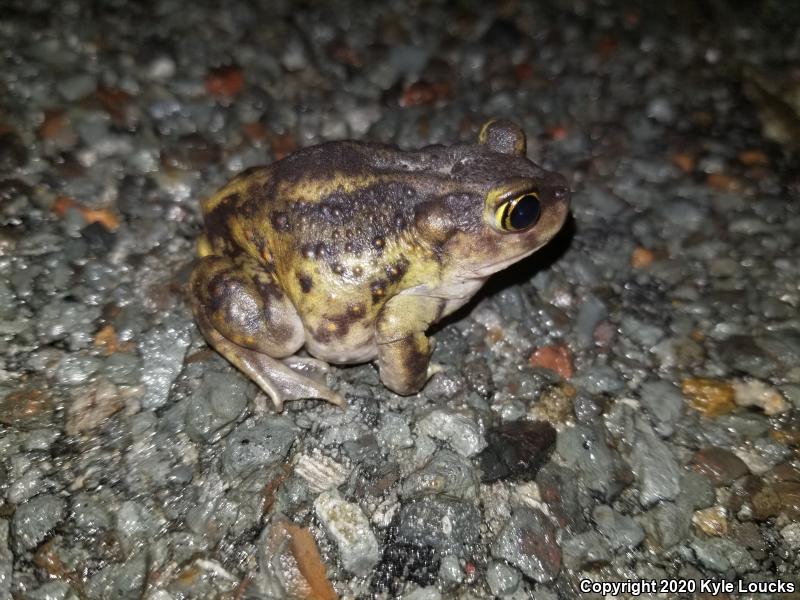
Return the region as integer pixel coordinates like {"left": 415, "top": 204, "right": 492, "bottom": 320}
{"left": 277, "top": 174, "right": 382, "bottom": 204}
{"left": 197, "top": 234, "right": 214, "bottom": 258}
{"left": 201, "top": 169, "right": 269, "bottom": 214}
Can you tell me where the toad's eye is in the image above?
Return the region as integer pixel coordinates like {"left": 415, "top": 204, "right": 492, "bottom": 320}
{"left": 495, "top": 192, "right": 541, "bottom": 231}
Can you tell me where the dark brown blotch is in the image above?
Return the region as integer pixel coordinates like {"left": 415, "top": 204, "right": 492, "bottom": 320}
{"left": 271, "top": 211, "right": 291, "bottom": 232}
{"left": 314, "top": 308, "right": 362, "bottom": 343}
{"left": 396, "top": 336, "right": 430, "bottom": 390}
{"left": 301, "top": 242, "right": 329, "bottom": 260}
{"left": 253, "top": 272, "right": 283, "bottom": 300}
{"left": 331, "top": 263, "right": 345, "bottom": 276}
{"left": 297, "top": 272, "right": 313, "bottom": 293}
{"left": 370, "top": 279, "right": 387, "bottom": 304}
{"left": 222, "top": 192, "right": 241, "bottom": 206}
{"left": 372, "top": 236, "right": 385, "bottom": 251}
{"left": 385, "top": 258, "right": 409, "bottom": 284}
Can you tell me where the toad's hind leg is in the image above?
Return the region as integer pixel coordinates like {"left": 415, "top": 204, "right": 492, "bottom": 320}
{"left": 189, "top": 256, "right": 345, "bottom": 411}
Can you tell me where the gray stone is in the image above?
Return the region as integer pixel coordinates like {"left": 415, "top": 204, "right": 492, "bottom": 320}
{"left": 690, "top": 537, "right": 757, "bottom": 574}
{"left": 27, "top": 581, "right": 76, "bottom": 600}
{"left": 115, "top": 500, "right": 165, "bottom": 555}
{"left": 620, "top": 315, "right": 664, "bottom": 348}
{"left": 101, "top": 352, "right": 143, "bottom": 386}
{"left": 71, "top": 494, "right": 113, "bottom": 533}
{"left": 678, "top": 470, "right": 715, "bottom": 510}
{"left": 12, "top": 494, "right": 67, "bottom": 552}
{"left": 640, "top": 500, "right": 692, "bottom": 549}
{"left": 402, "top": 588, "right": 442, "bottom": 600}
{"left": 57, "top": 74, "right": 96, "bottom": 101}
{"left": 639, "top": 380, "right": 684, "bottom": 437}
{"left": 561, "top": 531, "right": 612, "bottom": 570}
{"left": 573, "top": 293, "right": 608, "bottom": 348}
{"left": 646, "top": 97, "right": 675, "bottom": 123}
{"left": 491, "top": 507, "right": 561, "bottom": 583}
{"left": 716, "top": 334, "right": 777, "bottom": 379}
{"left": 184, "top": 370, "right": 250, "bottom": 442}
{"left": 184, "top": 474, "right": 239, "bottom": 544}
{"left": 36, "top": 301, "right": 101, "bottom": 349}
{"left": 486, "top": 561, "right": 521, "bottom": 597}
{"left": 389, "top": 45, "right": 429, "bottom": 75}
{"left": 314, "top": 490, "right": 379, "bottom": 576}
{"left": 781, "top": 383, "right": 800, "bottom": 409}
{"left": 23, "top": 428, "right": 60, "bottom": 452}
{"left": 758, "top": 330, "right": 800, "bottom": 366}
{"left": 7, "top": 466, "right": 45, "bottom": 504}
{"left": 572, "top": 365, "right": 625, "bottom": 395}
{"left": 438, "top": 554, "right": 463, "bottom": 586}
{"left": 0, "top": 520, "right": 12, "bottom": 599}
{"left": 572, "top": 392, "right": 603, "bottom": 424}
{"left": 592, "top": 505, "right": 645, "bottom": 550}
{"left": 416, "top": 409, "right": 486, "bottom": 457}
{"left": 401, "top": 449, "right": 479, "bottom": 500}
{"left": 86, "top": 551, "right": 147, "bottom": 599}
{"left": 55, "top": 353, "right": 102, "bottom": 385}
{"left": 378, "top": 411, "right": 414, "bottom": 450}
{"left": 221, "top": 416, "right": 298, "bottom": 479}
{"left": 658, "top": 199, "right": 707, "bottom": 229}
{"left": 396, "top": 497, "right": 481, "bottom": 555}
{"left": 632, "top": 417, "right": 682, "bottom": 506}
{"left": 780, "top": 523, "right": 800, "bottom": 549}
{"left": 556, "top": 424, "right": 621, "bottom": 500}
{"left": 138, "top": 321, "right": 191, "bottom": 409}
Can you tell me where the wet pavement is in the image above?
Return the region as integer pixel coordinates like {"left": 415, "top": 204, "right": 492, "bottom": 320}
{"left": 1, "top": 1, "right": 799, "bottom": 598}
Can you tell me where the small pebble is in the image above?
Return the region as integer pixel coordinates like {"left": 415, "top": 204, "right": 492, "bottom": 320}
{"left": 12, "top": 494, "right": 66, "bottom": 552}
{"left": 692, "top": 447, "right": 749, "bottom": 485}
{"left": 732, "top": 379, "right": 789, "bottom": 415}
{"left": 486, "top": 561, "right": 521, "bottom": 597}
{"left": 491, "top": 507, "right": 560, "bottom": 583}
{"left": 592, "top": 505, "right": 645, "bottom": 549}
{"left": 416, "top": 409, "right": 486, "bottom": 458}
{"left": 681, "top": 378, "right": 736, "bottom": 417}
{"left": 692, "top": 506, "right": 728, "bottom": 536}
{"left": 315, "top": 490, "right": 380, "bottom": 576}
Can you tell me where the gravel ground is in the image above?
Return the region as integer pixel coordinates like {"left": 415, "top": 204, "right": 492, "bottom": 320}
{"left": 1, "top": 1, "right": 799, "bottom": 598}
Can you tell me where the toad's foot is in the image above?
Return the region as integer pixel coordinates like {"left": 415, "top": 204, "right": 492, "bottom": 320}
{"left": 282, "top": 356, "right": 331, "bottom": 385}
{"left": 189, "top": 255, "right": 346, "bottom": 411}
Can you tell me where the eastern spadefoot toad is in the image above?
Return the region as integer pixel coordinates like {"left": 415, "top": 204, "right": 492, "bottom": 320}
{"left": 189, "top": 119, "right": 570, "bottom": 410}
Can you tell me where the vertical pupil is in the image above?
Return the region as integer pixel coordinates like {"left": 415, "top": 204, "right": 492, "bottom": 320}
{"left": 509, "top": 194, "right": 540, "bottom": 230}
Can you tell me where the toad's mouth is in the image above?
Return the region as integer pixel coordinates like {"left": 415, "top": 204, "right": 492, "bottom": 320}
{"left": 465, "top": 243, "right": 547, "bottom": 278}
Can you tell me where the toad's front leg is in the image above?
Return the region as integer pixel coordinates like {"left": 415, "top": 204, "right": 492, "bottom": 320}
{"left": 375, "top": 294, "right": 444, "bottom": 395}
{"left": 189, "top": 255, "right": 345, "bottom": 411}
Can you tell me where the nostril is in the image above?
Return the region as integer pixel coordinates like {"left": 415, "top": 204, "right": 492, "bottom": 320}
{"left": 552, "top": 183, "right": 570, "bottom": 202}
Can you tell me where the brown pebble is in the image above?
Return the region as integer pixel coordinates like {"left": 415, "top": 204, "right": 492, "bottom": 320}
{"left": 528, "top": 345, "right": 574, "bottom": 380}
{"left": 738, "top": 149, "right": 768, "bottom": 166}
{"left": 751, "top": 484, "right": 782, "bottom": 520}
{"left": 671, "top": 152, "right": 695, "bottom": 173}
{"left": 681, "top": 377, "right": 736, "bottom": 417}
{"left": 692, "top": 446, "right": 749, "bottom": 485}
{"left": 205, "top": 65, "right": 245, "bottom": 98}
{"left": 399, "top": 80, "right": 451, "bottom": 107}
{"left": 692, "top": 506, "right": 728, "bottom": 536}
{"left": 530, "top": 383, "right": 577, "bottom": 425}
{"left": 0, "top": 388, "right": 53, "bottom": 429}
{"left": 630, "top": 246, "right": 655, "bottom": 268}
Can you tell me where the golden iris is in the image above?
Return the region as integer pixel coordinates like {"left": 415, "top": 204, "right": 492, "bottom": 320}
{"left": 495, "top": 192, "right": 541, "bottom": 231}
